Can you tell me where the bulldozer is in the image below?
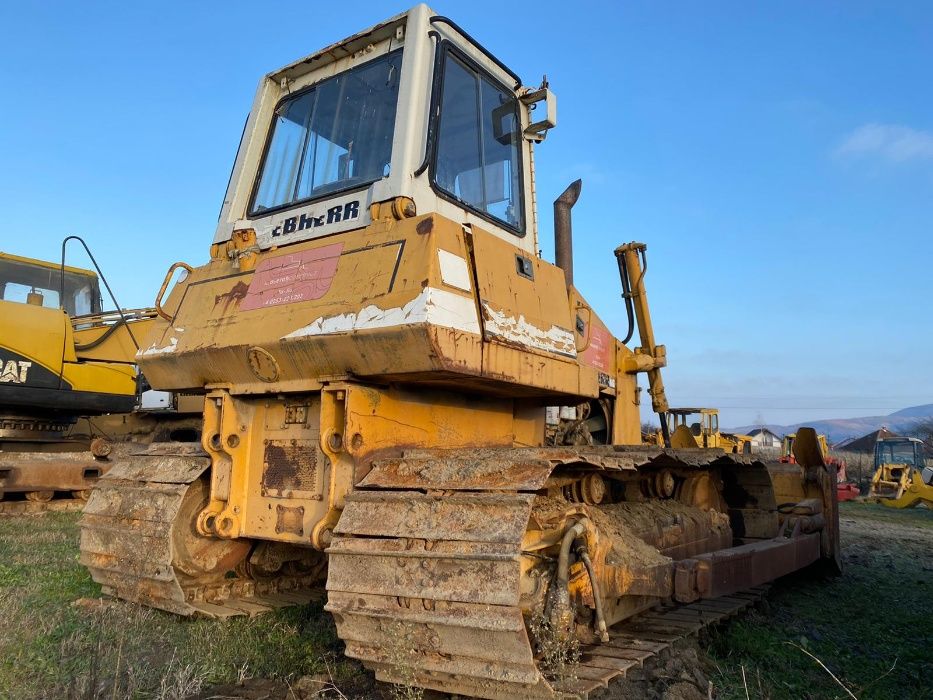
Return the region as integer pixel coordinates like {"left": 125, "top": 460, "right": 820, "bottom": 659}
{"left": 78, "top": 6, "right": 840, "bottom": 697}
{"left": 659, "top": 407, "right": 752, "bottom": 453}
{"left": 0, "top": 248, "right": 199, "bottom": 511}
{"left": 867, "top": 436, "right": 932, "bottom": 508}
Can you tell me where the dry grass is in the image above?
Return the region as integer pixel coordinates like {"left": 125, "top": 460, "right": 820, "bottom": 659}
{"left": 528, "top": 611, "right": 581, "bottom": 687}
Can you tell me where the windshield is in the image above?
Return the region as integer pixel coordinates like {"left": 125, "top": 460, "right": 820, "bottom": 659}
{"left": 251, "top": 50, "right": 403, "bottom": 216}
{"left": 0, "top": 258, "right": 101, "bottom": 316}
{"left": 669, "top": 412, "right": 704, "bottom": 435}
{"left": 875, "top": 441, "right": 921, "bottom": 466}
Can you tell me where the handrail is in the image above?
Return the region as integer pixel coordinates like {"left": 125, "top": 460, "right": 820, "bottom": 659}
{"left": 155, "top": 262, "right": 193, "bottom": 322}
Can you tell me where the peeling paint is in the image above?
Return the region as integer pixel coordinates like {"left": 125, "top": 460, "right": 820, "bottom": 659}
{"left": 141, "top": 336, "right": 179, "bottom": 356}
{"left": 283, "top": 287, "right": 480, "bottom": 338}
{"left": 482, "top": 303, "right": 576, "bottom": 357}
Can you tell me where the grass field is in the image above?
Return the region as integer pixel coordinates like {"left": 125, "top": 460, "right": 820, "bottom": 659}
{"left": 706, "top": 502, "right": 933, "bottom": 700}
{"left": 0, "top": 513, "right": 368, "bottom": 700}
{"left": 0, "top": 503, "right": 930, "bottom": 699}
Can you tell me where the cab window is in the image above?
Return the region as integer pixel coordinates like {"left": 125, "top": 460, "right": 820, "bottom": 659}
{"left": 251, "top": 51, "right": 403, "bottom": 216}
{"left": 433, "top": 48, "right": 524, "bottom": 232}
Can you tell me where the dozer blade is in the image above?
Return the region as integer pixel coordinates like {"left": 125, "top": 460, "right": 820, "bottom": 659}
{"left": 792, "top": 427, "right": 825, "bottom": 469}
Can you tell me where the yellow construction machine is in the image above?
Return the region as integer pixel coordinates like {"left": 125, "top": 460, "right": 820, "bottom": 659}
{"left": 662, "top": 407, "right": 752, "bottom": 453}
{"left": 867, "top": 436, "right": 932, "bottom": 508}
{"left": 0, "top": 247, "right": 197, "bottom": 510}
{"left": 782, "top": 432, "right": 859, "bottom": 502}
{"left": 78, "top": 7, "right": 840, "bottom": 697}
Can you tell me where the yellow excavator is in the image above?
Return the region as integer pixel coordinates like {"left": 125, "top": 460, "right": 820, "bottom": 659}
{"left": 78, "top": 6, "right": 839, "bottom": 698}
{"left": 0, "top": 247, "right": 197, "bottom": 510}
{"left": 867, "top": 436, "right": 932, "bottom": 508}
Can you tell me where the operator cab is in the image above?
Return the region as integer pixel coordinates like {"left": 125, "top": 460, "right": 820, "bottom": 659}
{"left": 0, "top": 253, "right": 102, "bottom": 317}
{"left": 667, "top": 408, "right": 718, "bottom": 439}
{"left": 215, "top": 4, "right": 556, "bottom": 258}
{"left": 874, "top": 437, "right": 926, "bottom": 481}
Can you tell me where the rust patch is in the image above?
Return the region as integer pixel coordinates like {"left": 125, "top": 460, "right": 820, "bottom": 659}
{"left": 262, "top": 440, "right": 318, "bottom": 497}
{"left": 415, "top": 217, "right": 434, "bottom": 235}
{"left": 214, "top": 281, "right": 249, "bottom": 309}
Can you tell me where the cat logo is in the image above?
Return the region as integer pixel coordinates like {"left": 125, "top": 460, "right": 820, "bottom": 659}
{"left": 0, "top": 360, "right": 31, "bottom": 384}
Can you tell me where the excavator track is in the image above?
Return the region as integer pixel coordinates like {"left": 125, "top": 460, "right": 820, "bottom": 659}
{"left": 0, "top": 449, "right": 109, "bottom": 516}
{"left": 326, "top": 447, "right": 818, "bottom": 699}
{"left": 79, "top": 445, "right": 322, "bottom": 617}
{"left": 0, "top": 498, "right": 87, "bottom": 515}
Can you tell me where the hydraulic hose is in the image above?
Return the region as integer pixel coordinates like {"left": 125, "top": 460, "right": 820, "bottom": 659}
{"left": 549, "top": 519, "right": 588, "bottom": 637}
{"left": 579, "top": 547, "right": 610, "bottom": 642}
{"left": 615, "top": 249, "right": 635, "bottom": 345}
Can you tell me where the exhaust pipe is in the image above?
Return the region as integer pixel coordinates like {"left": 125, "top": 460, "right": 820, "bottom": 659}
{"left": 554, "top": 179, "right": 582, "bottom": 286}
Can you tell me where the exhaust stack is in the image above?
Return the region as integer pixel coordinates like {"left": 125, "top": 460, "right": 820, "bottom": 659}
{"left": 554, "top": 179, "right": 582, "bottom": 286}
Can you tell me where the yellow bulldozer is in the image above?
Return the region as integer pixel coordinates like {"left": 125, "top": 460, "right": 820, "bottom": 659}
{"left": 78, "top": 6, "right": 840, "bottom": 698}
{"left": 867, "top": 436, "right": 932, "bottom": 508}
{"left": 0, "top": 247, "right": 198, "bottom": 510}
{"left": 660, "top": 407, "right": 753, "bottom": 453}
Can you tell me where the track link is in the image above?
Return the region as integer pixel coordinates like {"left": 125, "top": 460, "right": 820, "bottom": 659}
{"left": 79, "top": 447, "right": 321, "bottom": 617}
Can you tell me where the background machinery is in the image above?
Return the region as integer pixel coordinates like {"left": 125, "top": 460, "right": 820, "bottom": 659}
{"left": 0, "top": 249, "right": 198, "bottom": 509}
{"left": 78, "top": 7, "right": 841, "bottom": 698}
{"left": 781, "top": 432, "right": 859, "bottom": 502}
{"left": 662, "top": 407, "right": 752, "bottom": 453}
{"left": 867, "top": 436, "right": 932, "bottom": 508}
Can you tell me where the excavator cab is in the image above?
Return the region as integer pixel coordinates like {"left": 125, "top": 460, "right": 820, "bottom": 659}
{"left": 0, "top": 252, "right": 136, "bottom": 418}
{"left": 0, "top": 253, "right": 103, "bottom": 316}
{"left": 0, "top": 251, "right": 152, "bottom": 504}
{"left": 869, "top": 437, "right": 932, "bottom": 508}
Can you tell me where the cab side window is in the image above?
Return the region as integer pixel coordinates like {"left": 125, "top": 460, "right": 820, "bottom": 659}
{"left": 433, "top": 49, "right": 524, "bottom": 232}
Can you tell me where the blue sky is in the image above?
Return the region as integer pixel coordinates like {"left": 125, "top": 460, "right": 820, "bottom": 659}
{"left": 1, "top": 2, "right": 930, "bottom": 427}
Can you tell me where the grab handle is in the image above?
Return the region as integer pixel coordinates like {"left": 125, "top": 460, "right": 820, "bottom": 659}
{"left": 155, "top": 262, "right": 193, "bottom": 321}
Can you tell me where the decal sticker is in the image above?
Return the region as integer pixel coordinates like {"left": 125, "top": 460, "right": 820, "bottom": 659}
{"left": 583, "top": 324, "right": 611, "bottom": 371}
{"left": 241, "top": 242, "right": 344, "bottom": 310}
{"left": 481, "top": 302, "right": 577, "bottom": 357}
{"left": 0, "top": 348, "right": 64, "bottom": 388}
{"left": 284, "top": 287, "right": 481, "bottom": 338}
{"left": 268, "top": 201, "right": 360, "bottom": 239}
{"left": 0, "top": 359, "right": 31, "bottom": 383}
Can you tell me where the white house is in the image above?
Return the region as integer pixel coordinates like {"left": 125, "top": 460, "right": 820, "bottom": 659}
{"left": 747, "top": 427, "right": 782, "bottom": 450}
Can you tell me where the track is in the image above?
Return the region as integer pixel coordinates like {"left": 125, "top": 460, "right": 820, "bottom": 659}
{"left": 77, "top": 444, "right": 828, "bottom": 699}
{"left": 566, "top": 587, "right": 767, "bottom": 696}
{"left": 0, "top": 497, "right": 87, "bottom": 515}
{"left": 0, "top": 447, "right": 103, "bottom": 515}
{"left": 325, "top": 448, "right": 788, "bottom": 699}
{"left": 79, "top": 445, "right": 322, "bottom": 617}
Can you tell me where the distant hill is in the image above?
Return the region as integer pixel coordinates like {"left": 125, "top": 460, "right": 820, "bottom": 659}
{"left": 730, "top": 403, "right": 933, "bottom": 444}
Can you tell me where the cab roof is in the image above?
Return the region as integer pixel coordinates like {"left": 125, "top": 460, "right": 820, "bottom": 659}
{"left": 0, "top": 251, "right": 97, "bottom": 278}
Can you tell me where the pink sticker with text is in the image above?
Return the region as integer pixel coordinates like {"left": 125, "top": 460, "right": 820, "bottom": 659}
{"left": 240, "top": 242, "right": 344, "bottom": 311}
